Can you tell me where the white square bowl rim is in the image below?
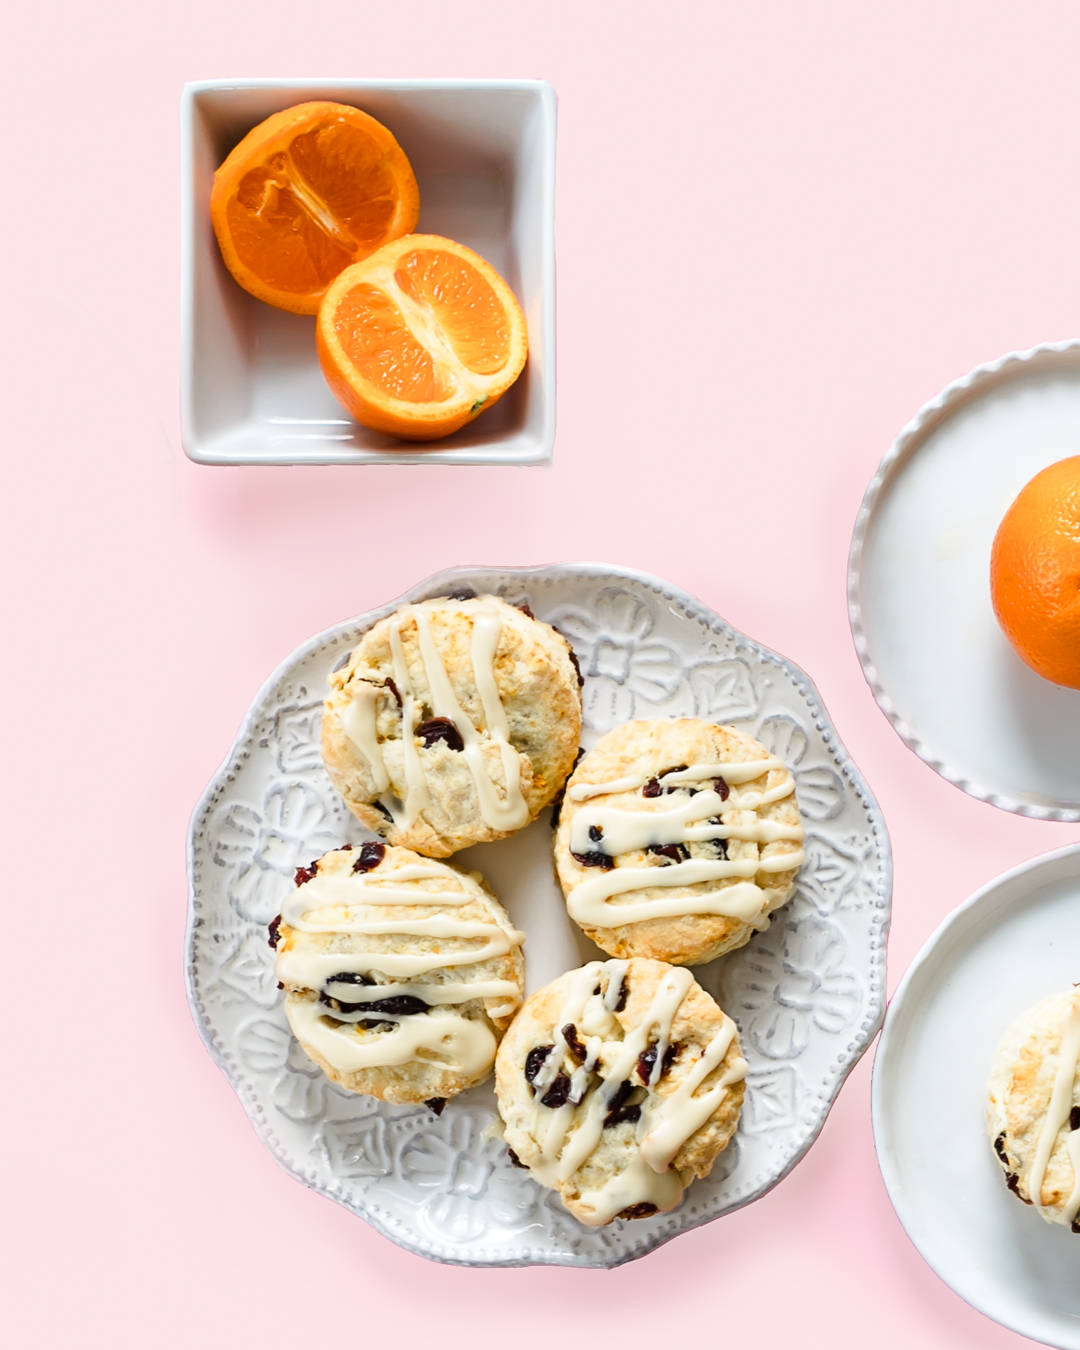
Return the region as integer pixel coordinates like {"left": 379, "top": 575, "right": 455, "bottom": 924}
{"left": 180, "top": 77, "right": 556, "bottom": 467}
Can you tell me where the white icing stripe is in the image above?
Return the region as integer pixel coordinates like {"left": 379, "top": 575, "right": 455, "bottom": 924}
{"left": 414, "top": 607, "right": 529, "bottom": 832}
{"left": 1028, "top": 996, "right": 1080, "bottom": 1217}
{"left": 340, "top": 682, "right": 390, "bottom": 792}
{"left": 639, "top": 1020, "right": 747, "bottom": 1171}
{"left": 567, "top": 757, "right": 788, "bottom": 802}
{"left": 286, "top": 998, "right": 497, "bottom": 1076}
{"left": 567, "top": 858, "right": 804, "bottom": 928}
{"left": 389, "top": 621, "right": 431, "bottom": 827}
{"left": 569, "top": 788, "right": 804, "bottom": 857}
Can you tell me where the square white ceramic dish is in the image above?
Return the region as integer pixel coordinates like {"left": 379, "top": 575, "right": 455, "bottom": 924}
{"left": 180, "top": 79, "right": 556, "bottom": 466}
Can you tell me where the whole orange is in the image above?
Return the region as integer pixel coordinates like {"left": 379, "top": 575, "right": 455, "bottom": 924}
{"left": 990, "top": 456, "right": 1080, "bottom": 688}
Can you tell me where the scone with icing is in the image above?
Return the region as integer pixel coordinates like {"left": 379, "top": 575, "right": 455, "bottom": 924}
{"left": 988, "top": 987, "right": 1080, "bottom": 1230}
{"left": 553, "top": 719, "right": 804, "bottom": 966}
{"left": 495, "top": 957, "right": 746, "bottom": 1226}
{"left": 323, "top": 593, "right": 583, "bottom": 857}
{"left": 272, "top": 842, "right": 525, "bottom": 1106}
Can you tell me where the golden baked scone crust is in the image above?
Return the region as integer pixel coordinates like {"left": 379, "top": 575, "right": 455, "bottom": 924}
{"left": 987, "top": 987, "right": 1080, "bottom": 1228}
{"left": 323, "top": 594, "right": 582, "bottom": 857}
{"left": 274, "top": 843, "right": 524, "bottom": 1105}
{"left": 553, "top": 719, "right": 803, "bottom": 965}
{"left": 495, "top": 957, "right": 745, "bottom": 1226}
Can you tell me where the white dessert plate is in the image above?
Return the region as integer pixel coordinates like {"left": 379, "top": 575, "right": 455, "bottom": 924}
{"left": 873, "top": 842, "right": 1080, "bottom": 1349}
{"left": 180, "top": 79, "right": 555, "bottom": 466}
{"left": 186, "top": 563, "right": 891, "bottom": 1267}
{"left": 849, "top": 340, "right": 1080, "bottom": 819}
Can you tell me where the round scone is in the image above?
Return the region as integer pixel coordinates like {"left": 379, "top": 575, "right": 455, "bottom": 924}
{"left": 322, "top": 593, "right": 583, "bottom": 857}
{"left": 987, "top": 987, "right": 1080, "bottom": 1230}
{"left": 553, "top": 719, "right": 805, "bottom": 965}
{"left": 495, "top": 957, "right": 746, "bottom": 1226}
{"left": 271, "top": 842, "right": 525, "bottom": 1105}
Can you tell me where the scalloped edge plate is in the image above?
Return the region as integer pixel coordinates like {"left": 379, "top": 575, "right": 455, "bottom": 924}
{"left": 874, "top": 842, "right": 1080, "bottom": 1349}
{"left": 849, "top": 339, "right": 1080, "bottom": 819}
{"left": 187, "top": 563, "right": 891, "bottom": 1266}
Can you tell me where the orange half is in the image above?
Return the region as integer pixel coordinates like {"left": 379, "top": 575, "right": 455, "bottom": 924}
{"left": 210, "top": 101, "right": 420, "bottom": 315}
{"left": 316, "top": 235, "right": 529, "bottom": 441}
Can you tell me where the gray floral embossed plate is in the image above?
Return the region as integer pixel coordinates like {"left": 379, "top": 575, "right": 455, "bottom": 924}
{"left": 186, "top": 563, "right": 892, "bottom": 1267}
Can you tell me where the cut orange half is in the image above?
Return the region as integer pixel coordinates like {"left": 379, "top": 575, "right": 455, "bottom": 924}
{"left": 316, "top": 235, "right": 529, "bottom": 441}
{"left": 210, "top": 101, "right": 420, "bottom": 315}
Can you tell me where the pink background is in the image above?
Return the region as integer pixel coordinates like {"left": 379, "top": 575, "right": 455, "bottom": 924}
{"left": 8, "top": 1, "right": 1080, "bottom": 1344}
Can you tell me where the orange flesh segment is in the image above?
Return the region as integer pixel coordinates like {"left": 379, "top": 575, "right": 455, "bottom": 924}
{"left": 227, "top": 123, "right": 401, "bottom": 295}
{"left": 332, "top": 283, "right": 454, "bottom": 404}
{"left": 395, "top": 248, "right": 511, "bottom": 374}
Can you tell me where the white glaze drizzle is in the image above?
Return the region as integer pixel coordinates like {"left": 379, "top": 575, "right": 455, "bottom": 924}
{"left": 1027, "top": 995, "right": 1080, "bottom": 1220}
{"left": 565, "top": 759, "right": 802, "bottom": 929}
{"left": 413, "top": 606, "right": 529, "bottom": 831}
{"left": 569, "top": 788, "right": 803, "bottom": 857}
{"left": 340, "top": 681, "right": 390, "bottom": 793}
{"left": 277, "top": 854, "right": 523, "bottom": 1078}
{"left": 567, "top": 758, "right": 789, "bottom": 802}
{"left": 341, "top": 601, "right": 529, "bottom": 834}
{"left": 521, "top": 960, "right": 745, "bottom": 1226}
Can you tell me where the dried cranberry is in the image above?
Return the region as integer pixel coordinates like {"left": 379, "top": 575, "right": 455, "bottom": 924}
{"left": 507, "top": 1147, "right": 528, "bottom": 1169}
{"left": 276, "top": 981, "right": 284, "bottom": 991}
{"left": 562, "top": 1024, "right": 588, "bottom": 1064}
{"left": 616, "top": 1202, "right": 658, "bottom": 1220}
{"left": 571, "top": 850, "right": 614, "bottom": 870}
{"left": 604, "top": 1081, "right": 641, "bottom": 1127}
{"left": 642, "top": 778, "right": 662, "bottom": 798}
{"left": 294, "top": 861, "right": 319, "bottom": 886}
{"left": 1071, "top": 1107, "right": 1080, "bottom": 1131}
{"left": 541, "top": 1074, "right": 572, "bottom": 1109}
{"left": 425, "top": 1098, "right": 447, "bottom": 1116}
{"left": 1005, "top": 1172, "right": 1033, "bottom": 1203}
{"left": 994, "top": 1132, "right": 1009, "bottom": 1163}
{"left": 637, "top": 1041, "right": 682, "bottom": 1086}
{"left": 588, "top": 825, "right": 603, "bottom": 843}
{"left": 372, "top": 801, "right": 394, "bottom": 824}
{"left": 660, "top": 765, "right": 688, "bottom": 787}
{"left": 709, "top": 836, "right": 729, "bottom": 860}
{"left": 647, "top": 843, "right": 689, "bottom": 864}
{"left": 352, "top": 841, "right": 386, "bottom": 872}
{"left": 382, "top": 677, "right": 403, "bottom": 708}
{"left": 516, "top": 602, "right": 536, "bottom": 619}
{"left": 319, "top": 992, "right": 428, "bottom": 1017}
{"left": 611, "top": 974, "right": 629, "bottom": 1012}
{"left": 327, "top": 971, "right": 375, "bottom": 988}
{"left": 268, "top": 915, "right": 282, "bottom": 949}
{"left": 525, "top": 1045, "right": 554, "bottom": 1083}
{"left": 715, "top": 776, "right": 730, "bottom": 801}
{"left": 418, "top": 717, "right": 465, "bottom": 751}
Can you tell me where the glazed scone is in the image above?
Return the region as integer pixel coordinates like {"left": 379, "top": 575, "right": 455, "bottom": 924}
{"left": 495, "top": 957, "right": 746, "bottom": 1226}
{"left": 553, "top": 719, "right": 804, "bottom": 965}
{"left": 271, "top": 842, "right": 525, "bottom": 1106}
{"left": 323, "top": 593, "right": 583, "bottom": 857}
{"left": 987, "top": 987, "right": 1080, "bottom": 1230}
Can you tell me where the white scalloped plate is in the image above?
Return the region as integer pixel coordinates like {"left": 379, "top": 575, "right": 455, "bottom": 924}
{"left": 849, "top": 340, "right": 1080, "bottom": 819}
{"left": 873, "top": 842, "right": 1080, "bottom": 1349}
{"left": 187, "top": 563, "right": 891, "bottom": 1267}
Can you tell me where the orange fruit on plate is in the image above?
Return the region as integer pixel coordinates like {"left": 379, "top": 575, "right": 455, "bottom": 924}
{"left": 316, "top": 234, "right": 529, "bottom": 441}
{"left": 990, "top": 455, "right": 1080, "bottom": 688}
{"left": 210, "top": 102, "right": 420, "bottom": 315}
